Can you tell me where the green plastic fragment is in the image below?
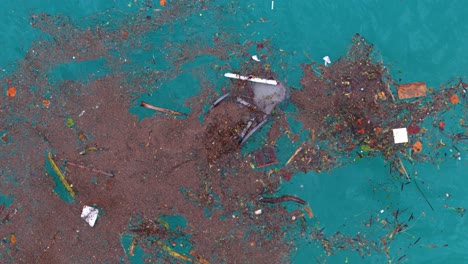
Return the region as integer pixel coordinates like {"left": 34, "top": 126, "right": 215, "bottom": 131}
{"left": 66, "top": 117, "right": 75, "bottom": 128}
{"left": 360, "top": 145, "right": 371, "bottom": 152}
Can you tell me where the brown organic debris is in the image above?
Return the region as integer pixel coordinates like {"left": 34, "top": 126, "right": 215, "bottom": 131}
{"left": 397, "top": 82, "right": 427, "bottom": 99}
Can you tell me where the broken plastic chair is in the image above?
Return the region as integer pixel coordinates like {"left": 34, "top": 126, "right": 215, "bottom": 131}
{"left": 209, "top": 73, "right": 289, "bottom": 145}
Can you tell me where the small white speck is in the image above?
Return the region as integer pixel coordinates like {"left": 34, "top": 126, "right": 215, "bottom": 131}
{"left": 292, "top": 216, "right": 296, "bottom": 221}
{"left": 78, "top": 110, "right": 85, "bottom": 117}
{"left": 380, "top": 209, "right": 384, "bottom": 213}
{"left": 72, "top": 56, "right": 76, "bottom": 60}
{"left": 300, "top": 184, "right": 304, "bottom": 188}
{"left": 254, "top": 209, "right": 262, "bottom": 215}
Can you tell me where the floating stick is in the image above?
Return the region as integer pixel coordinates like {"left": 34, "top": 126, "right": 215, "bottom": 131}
{"left": 66, "top": 161, "right": 114, "bottom": 177}
{"left": 37, "top": 231, "right": 60, "bottom": 262}
{"left": 259, "top": 195, "right": 307, "bottom": 205}
{"left": 286, "top": 143, "right": 304, "bottom": 165}
{"left": 209, "top": 91, "right": 231, "bottom": 110}
{"left": 224, "top": 72, "right": 278, "bottom": 85}
{"left": 48, "top": 152, "right": 76, "bottom": 198}
{"left": 140, "top": 101, "right": 187, "bottom": 116}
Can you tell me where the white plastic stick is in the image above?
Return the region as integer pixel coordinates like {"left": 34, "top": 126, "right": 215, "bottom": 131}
{"left": 224, "top": 73, "right": 278, "bottom": 85}
{"left": 271, "top": 1, "right": 274, "bottom": 10}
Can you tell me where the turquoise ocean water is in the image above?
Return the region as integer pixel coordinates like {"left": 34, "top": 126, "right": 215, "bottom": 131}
{"left": 1, "top": 1, "right": 467, "bottom": 263}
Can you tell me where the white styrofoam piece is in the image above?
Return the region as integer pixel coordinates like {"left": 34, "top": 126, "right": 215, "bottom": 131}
{"left": 81, "top": 205, "right": 99, "bottom": 227}
{"left": 251, "top": 55, "right": 260, "bottom": 62}
{"left": 393, "top": 128, "right": 408, "bottom": 144}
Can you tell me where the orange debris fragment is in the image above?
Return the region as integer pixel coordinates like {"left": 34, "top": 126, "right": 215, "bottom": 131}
{"left": 7, "top": 87, "right": 16, "bottom": 97}
{"left": 160, "top": 0, "right": 167, "bottom": 6}
{"left": 412, "top": 141, "right": 422, "bottom": 153}
{"left": 397, "top": 82, "right": 427, "bottom": 99}
{"left": 439, "top": 121, "right": 445, "bottom": 131}
{"left": 10, "top": 234, "right": 17, "bottom": 245}
{"left": 450, "top": 94, "right": 459, "bottom": 104}
{"left": 42, "top": 99, "right": 51, "bottom": 107}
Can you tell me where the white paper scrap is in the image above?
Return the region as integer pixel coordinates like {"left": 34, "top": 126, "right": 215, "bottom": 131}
{"left": 224, "top": 72, "right": 278, "bottom": 85}
{"left": 81, "top": 206, "right": 99, "bottom": 227}
{"left": 323, "top": 56, "right": 331, "bottom": 66}
{"left": 251, "top": 55, "right": 260, "bottom": 62}
{"left": 254, "top": 209, "right": 262, "bottom": 215}
{"left": 392, "top": 128, "right": 408, "bottom": 144}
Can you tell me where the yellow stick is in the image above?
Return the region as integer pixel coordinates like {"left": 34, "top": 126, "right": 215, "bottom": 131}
{"left": 156, "top": 241, "right": 195, "bottom": 262}
{"left": 140, "top": 101, "right": 186, "bottom": 116}
{"left": 286, "top": 143, "right": 304, "bottom": 165}
{"left": 398, "top": 157, "right": 411, "bottom": 181}
{"left": 48, "top": 152, "right": 76, "bottom": 198}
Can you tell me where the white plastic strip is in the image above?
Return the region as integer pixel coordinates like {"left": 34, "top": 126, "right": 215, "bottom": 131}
{"left": 224, "top": 73, "right": 278, "bottom": 85}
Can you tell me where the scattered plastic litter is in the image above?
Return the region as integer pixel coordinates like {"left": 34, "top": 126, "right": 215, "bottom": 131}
{"left": 224, "top": 72, "right": 278, "bottom": 85}
{"left": 323, "top": 56, "right": 331, "bottom": 66}
{"left": 251, "top": 55, "right": 260, "bottom": 62}
{"left": 397, "top": 82, "right": 427, "bottom": 99}
{"left": 393, "top": 128, "right": 408, "bottom": 144}
{"left": 81, "top": 205, "right": 99, "bottom": 227}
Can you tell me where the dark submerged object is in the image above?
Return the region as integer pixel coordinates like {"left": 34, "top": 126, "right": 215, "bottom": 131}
{"left": 209, "top": 75, "right": 290, "bottom": 145}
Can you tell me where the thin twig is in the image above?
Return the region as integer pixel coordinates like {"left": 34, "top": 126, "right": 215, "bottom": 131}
{"left": 286, "top": 143, "right": 304, "bottom": 165}
{"left": 37, "top": 231, "right": 60, "bottom": 262}
{"left": 140, "top": 101, "right": 186, "bottom": 116}
{"left": 66, "top": 161, "right": 114, "bottom": 177}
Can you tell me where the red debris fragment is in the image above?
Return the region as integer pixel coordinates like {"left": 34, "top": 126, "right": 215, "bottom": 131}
{"left": 407, "top": 124, "right": 420, "bottom": 134}
{"left": 282, "top": 172, "right": 293, "bottom": 181}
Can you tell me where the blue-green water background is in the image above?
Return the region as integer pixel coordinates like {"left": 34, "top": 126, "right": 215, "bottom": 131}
{"left": 1, "top": 1, "right": 467, "bottom": 263}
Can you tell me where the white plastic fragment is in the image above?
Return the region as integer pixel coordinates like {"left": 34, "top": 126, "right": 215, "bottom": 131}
{"left": 224, "top": 72, "right": 278, "bottom": 85}
{"left": 392, "top": 128, "right": 408, "bottom": 144}
{"left": 251, "top": 55, "right": 260, "bottom": 62}
{"left": 81, "top": 206, "right": 99, "bottom": 227}
{"left": 323, "top": 56, "right": 331, "bottom": 66}
{"left": 254, "top": 209, "right": 262, "bottom": 215}
{"left": 380, "top": 209, "right": 385, "bottom": 213}
{"left": 271, "top": 0, "right": 274, "bottom": 10}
